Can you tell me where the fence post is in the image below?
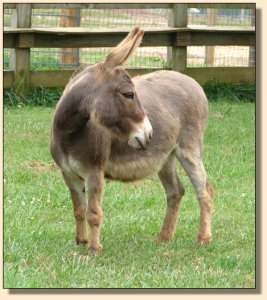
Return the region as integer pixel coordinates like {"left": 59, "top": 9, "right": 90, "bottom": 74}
{"left": 205, "top": 9, "right": 217, "bottom": 66}
{"left": 9, "top": 4, "right": 31, "bottom": 97}
{"left": 168, "top": 4, "right": 188, "bottom": 73}
{"left": 249, "top": 9, "right": 255, "bottom": 66}
{"left": 60, "top": 9, "right": 80, "bottom": 68}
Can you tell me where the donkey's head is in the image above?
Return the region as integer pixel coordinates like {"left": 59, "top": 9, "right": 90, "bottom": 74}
{"left": 89, "top": 27, "right": 153, "bottom": 150}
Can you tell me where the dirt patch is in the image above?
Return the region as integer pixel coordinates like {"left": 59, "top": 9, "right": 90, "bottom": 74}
{"left": 20, "top": 132, "right": 36, "bottom": 139}
{"left": 212, "top": 112, "right": 224, "bottom": 119}
{"left": 25, "top": 160, "right": 57, "bottom": 172}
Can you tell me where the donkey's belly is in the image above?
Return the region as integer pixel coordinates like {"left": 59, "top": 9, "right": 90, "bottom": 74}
{"left": 104, "top": 155, "right": 166, "bottom": 182}
{"left": 62, "top": 152, "right": 167, "bottom": 182}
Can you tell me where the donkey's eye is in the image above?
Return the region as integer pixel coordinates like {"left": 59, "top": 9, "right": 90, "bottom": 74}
{"left": 122, "top": 92, "right": 134, "bottom": 100}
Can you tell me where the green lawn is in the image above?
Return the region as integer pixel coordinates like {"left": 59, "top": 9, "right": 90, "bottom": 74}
{"left": 3, "top": 96, "right": 255, "bottom": 288}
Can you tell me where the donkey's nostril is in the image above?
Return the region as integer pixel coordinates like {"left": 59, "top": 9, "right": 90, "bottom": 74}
{"left": 135, "top": 137, "right": 146, "bottom": 150}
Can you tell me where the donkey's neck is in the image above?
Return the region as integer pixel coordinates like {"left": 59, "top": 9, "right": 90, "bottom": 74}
{"left": 53, "top": 86, "right": 94, "bottom": 134}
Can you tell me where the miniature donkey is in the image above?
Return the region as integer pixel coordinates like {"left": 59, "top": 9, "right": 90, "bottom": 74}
{"left": 50, "top": 27, "right": 213, "bottom": 252}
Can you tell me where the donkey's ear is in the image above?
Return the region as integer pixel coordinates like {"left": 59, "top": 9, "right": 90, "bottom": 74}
{"left": 103, "top": 27, "right": 144, "bottom": 72}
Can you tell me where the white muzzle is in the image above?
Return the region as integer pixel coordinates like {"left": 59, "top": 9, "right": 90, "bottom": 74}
{"left": 128, "top": 116, "right": 153, "bottom": 150}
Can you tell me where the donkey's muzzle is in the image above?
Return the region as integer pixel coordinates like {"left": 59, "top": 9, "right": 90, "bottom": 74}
{"left": 128, "top": 116, "right": 153, "bottom": 150}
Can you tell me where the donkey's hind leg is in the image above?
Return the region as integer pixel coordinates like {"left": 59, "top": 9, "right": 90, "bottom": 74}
{"left": 176, "top": 145, "right": 214, "bottom": 243}
{"left": 157, "top": 154, "right": 185, "bottom": 242}
{"left": 62, "top": 171, "right": 88, "bottom": 245}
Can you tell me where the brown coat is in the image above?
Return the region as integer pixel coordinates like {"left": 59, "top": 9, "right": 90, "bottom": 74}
{"left": 50, "top": 28, "right": 213, "bottom": 252}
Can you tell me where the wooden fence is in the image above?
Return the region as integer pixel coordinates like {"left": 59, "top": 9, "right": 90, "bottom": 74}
{"left": 3, "top": 3, "right": 256, "bottom": 96}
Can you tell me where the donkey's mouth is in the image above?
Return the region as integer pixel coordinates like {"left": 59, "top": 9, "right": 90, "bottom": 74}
{"left": 135, "top": 137, "right": 146, "bottom": 150}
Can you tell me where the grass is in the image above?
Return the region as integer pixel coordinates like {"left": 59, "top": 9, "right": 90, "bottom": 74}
{"left": 3, "top": 86, "right": 255, "bottom": 288}
{"left": 203, "top": 83, "right": 255, "bottom": 102}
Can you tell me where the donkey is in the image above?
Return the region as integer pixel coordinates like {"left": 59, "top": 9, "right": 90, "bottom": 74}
{"left": 50, "top": 27, "right": 213, "bottom": 252}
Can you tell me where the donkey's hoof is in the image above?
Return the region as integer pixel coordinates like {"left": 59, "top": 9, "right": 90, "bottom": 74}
{"left": 76, "top": 237, "right": 89, "bottom": 245}
{"left": 155, "top": 233, "right": 173, "bottom": 243}
{"left": 89, "top": 244, "right": 103, "bottom": 253}
{"left": 197, "top": 234, "right": 212, "bottom": 244}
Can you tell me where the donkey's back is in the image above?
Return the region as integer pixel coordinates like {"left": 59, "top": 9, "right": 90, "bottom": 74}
{"left": 134, "top": 69, "right": 208, "bottom": 133}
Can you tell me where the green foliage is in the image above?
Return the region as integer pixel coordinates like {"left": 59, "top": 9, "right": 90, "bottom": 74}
{"left": 4, "top": 83, "right": 255, "bottom": 108}
{"left": 4, "top": 87, "right": 64, "bottom": 107}
{"left": 203, "top": 83, "right": 255, "bottom": 102}
{"left": 4, "top": 93, "right": 255, "bottom": 288}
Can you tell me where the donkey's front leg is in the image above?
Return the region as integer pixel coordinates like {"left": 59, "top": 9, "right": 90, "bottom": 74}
{"left": 62, "top": 171, "right": 88, "bottom": 245}
{"left": 87, "top": 168, "right": 105, "bottom": 252}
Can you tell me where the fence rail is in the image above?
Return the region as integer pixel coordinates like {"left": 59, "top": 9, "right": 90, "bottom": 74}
{"left": 4, "top": 27, "right": 255, "bottom": 48}
{"left": 4, "top": 3, "right": 256, "bottom": 9}
{"left": 3, "top": 3, "right": 256, "bottom": 96}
